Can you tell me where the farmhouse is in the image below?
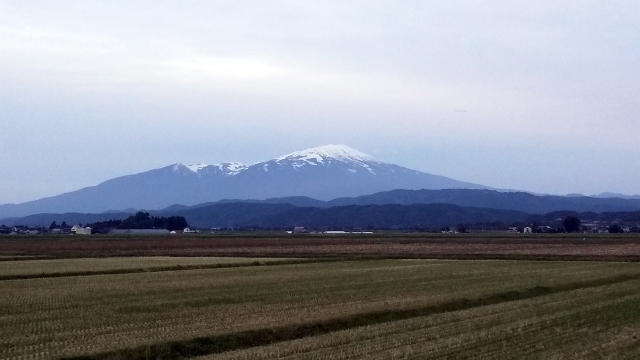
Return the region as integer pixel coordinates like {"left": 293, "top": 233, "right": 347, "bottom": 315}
{"left": 71, "top": 225, "right": 92, "bottom": 235}
{"left": 538, "top": 226, "right": 554, "bottom": 233}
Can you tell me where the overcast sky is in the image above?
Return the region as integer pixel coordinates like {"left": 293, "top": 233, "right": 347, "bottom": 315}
{"left": 1, "top": 1, "right": 639, "bottom": 203}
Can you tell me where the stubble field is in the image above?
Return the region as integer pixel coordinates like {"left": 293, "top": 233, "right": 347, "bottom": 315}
{"left": 2, "top": 233, "right": 640, "bottom": 261}
{"left": 0, "top": 256, "right": 313, "bottom": 279}
{"left": 1, "top": 234, "right": 640, "bottom": 359}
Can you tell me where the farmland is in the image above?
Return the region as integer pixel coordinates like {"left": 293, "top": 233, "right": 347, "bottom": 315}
{"left": 0, "top": 256, "right": 309, "bottom": 279}
{"left": 2, "top": 233, "right": 640, "bottom": 261}
{"left": 1, "top": 235, "right": 640, "bottom": 359}
{"left": 210, "top": 279, "right": 640, "bottom": 359}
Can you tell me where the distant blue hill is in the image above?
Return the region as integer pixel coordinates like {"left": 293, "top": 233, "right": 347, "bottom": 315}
{"left": 158, "top": 189, "right": 640, "bottom": 214}
{"left": 323, "top": 189, "right": 640, "bottom": 214}
{"left": 7, "top": 187, "right": 640, "bottom": 227}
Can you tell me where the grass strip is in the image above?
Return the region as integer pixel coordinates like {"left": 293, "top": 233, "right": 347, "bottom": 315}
{"left": 0, "top": 258, "right": 342, "bottom": 281}
{"left": 59, "top": 272, "right": 640, "bottom": 360}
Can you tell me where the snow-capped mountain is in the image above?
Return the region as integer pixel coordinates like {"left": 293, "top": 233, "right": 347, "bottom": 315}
{"left": 180, "top": 145, "right": 378, "bottom": 176}
{"left": 0, "top": 144, "right": 490, "bottom": 218}
{"left": 276, "top": 144, "right": 376, "bottom": 164}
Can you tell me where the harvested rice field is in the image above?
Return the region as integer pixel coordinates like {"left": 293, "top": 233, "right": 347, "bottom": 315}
{"left": 0, "top": 256, "right": 307, "bottom": 278}
{"left": 210, "top": 279, "right": 640, "bottom": 360}
{"left": 2, "top": 258, "right": 640, "bottom": 359}
{"left": 2, "top": 234, "right": 640, "bottom": 261}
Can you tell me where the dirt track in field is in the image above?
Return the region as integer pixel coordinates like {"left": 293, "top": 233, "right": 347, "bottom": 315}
{"left": 1, "top": 234, "right": 640, "bottom": 261}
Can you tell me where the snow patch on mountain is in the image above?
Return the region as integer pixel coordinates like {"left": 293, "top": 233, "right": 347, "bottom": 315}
{"left": 207, "top": 163, "right": 248, "bottom": 175}
{"left": 276, "top": 144, "right": 376, "bottom": 164}
{"left": 186, "top": 163, "right": 210, "bottom": 172}
{"left": 184, "top": 162, "right": 248, "bottom": 175}
{"left": 172, "top": 164, "right": 192, "bottom": 174}
{"left": 360, "top": 163, "right": 376, "bottom": 175}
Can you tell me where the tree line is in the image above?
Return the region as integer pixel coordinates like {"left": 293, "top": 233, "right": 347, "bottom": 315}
{"left": 87, "top": 212, "right": 188, "bottom": 232}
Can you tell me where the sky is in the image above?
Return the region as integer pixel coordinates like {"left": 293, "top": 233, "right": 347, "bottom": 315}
{"left": 1, "top": 1, "right": 639, "bottom": 204}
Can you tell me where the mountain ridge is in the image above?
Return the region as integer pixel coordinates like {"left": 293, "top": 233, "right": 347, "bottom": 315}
{"left": 0, "top": 144, "right": 490, "bottom": 218}
{"left": 5, "top": 188, "right": 640, "bottom": 227}
{"left": 3, "top": 144, "right": 639, "bottom": 219}
{"left": 158, "top": 189, "right": 640, "bottom": 214}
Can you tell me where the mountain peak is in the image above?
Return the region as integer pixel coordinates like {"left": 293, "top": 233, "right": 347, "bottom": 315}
{"left": 276, "top": 144, "right": 376, "bottom": 164}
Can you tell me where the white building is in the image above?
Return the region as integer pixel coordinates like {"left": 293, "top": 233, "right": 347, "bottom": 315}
{"left": 293, "top": 227, "right": 308, "bottom": 234}
{"left": 71, "top": 225, "right": 92, "bottom": 235}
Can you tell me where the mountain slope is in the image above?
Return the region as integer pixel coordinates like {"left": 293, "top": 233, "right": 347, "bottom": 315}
{"left": 232, "top": 203, "right": 529, "bottom": 230}
{"left": 153, "top": 202, "right": 530, "bottom": 229}
{"left": 592, "top": 193, "right": 640, "bottom": 200}
{"left": 161, "top": 189, "right": 640, "bottom": 215}
{"left": 0, "top": 212, "right": 133, "bottom": 228}
{"left": 171, "top": 203, "right": 298, "bottom": 229}
{"left": 7, "top": 187, "right": 640, "bottom": 227}
{"left": 0, "top": 144, "right": 489, "bottom": 218}
{"left": 326, "top": 189, "right": 640, "bottom": 214}
{"left": 6, "top": 201, "right": 640, "bottom": 229}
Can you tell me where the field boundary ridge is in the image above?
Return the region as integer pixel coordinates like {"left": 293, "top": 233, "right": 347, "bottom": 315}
{"left": 0, "top": 258, "right": 342, "bottom": 281}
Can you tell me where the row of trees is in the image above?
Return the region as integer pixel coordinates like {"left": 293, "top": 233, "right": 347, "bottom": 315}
{"left": 88, "top": 212, "right": 188, "bottom": 232}
{"left": 49, "top": 221, "right": 68, "bottom": 229}
{"left": 563, "top": 216, "right": 626, "bottom": 233}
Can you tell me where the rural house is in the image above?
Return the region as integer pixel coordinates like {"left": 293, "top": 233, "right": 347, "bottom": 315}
{"left": 71, "top": 225, "right": 92, "bottom": 235}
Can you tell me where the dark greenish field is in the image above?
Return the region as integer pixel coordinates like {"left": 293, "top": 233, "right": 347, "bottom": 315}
{"left": 1, "top": 234, "right": 640, "bottom": 359}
